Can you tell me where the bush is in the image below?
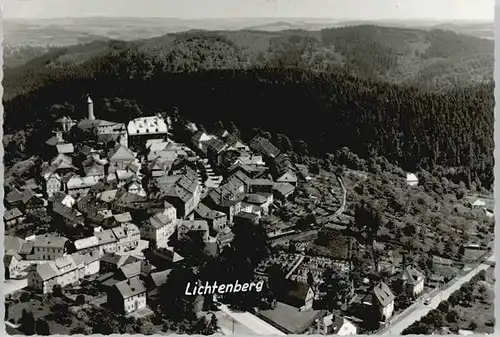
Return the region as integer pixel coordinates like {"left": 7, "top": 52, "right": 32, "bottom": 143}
{"left": 446, "top": 310, "right": 459, "bottom": 323}
{"left": 469, "top": 321, "right": 477, "bottom": 330}
{"left": 437, "top": 300, "right": 450, "bottom": 313}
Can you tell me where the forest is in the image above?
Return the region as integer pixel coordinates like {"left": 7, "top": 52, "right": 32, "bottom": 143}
{"left": 3, "top": 25, "right": 494, "bottom": 188}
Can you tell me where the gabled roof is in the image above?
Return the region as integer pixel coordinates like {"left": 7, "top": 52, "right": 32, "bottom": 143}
{"left": 401, "top": 266, "right": 425, "bottom": 285}
{"left": 4, "top": 208, "right": 23, "bottom": 221}
{"left": 56, "top": 143, "right": 75, "bottom": 154}
{"left": 150, "top": 269, "right": 172, "bottom": 288}
{"left": 273, "top": 182, "right": 295, "bottom": 196}
{"left": 373, "top": 282, "right": 395, "bottom": 307}
{"left": 6, "top": 188, "right": 23, "bottom": 204}
{"left": 109, "top": 145, "right": 136, "bottom": 161}
{"left": 74, "top": 236, "right": 99, "bottom": 250}
{"left": 146, "top": 213, "right": 172, "bottom": 229}
{"left": 36, "top": 262, "right": 60, "bottom": 281}
{"left": 33, "top": 235, "right": 68, "bottom": 249}
{"left": 277, "top": 171, "right": 297, "bottom": 183}
{"left": 5, "top": 235, "right": 26, "bottom": 253}
{"left": 113, "top": 276, "right": 146, "bottom": 299}
{"left": 95, "top": 229, "right": 117, "bottom": 245}
{"left": 51, "top": 153, "right": 75, "bottom": 170}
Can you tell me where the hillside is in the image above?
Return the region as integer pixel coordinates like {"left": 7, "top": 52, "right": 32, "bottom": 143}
{"left": 3, "top": 41, "right": 494, "bottom": 189}
{"left": 3, "top": 25, "right": 493, "bottom": 100}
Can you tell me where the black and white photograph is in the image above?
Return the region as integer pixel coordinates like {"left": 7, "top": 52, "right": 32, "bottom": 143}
{"left": 2, "top": 0, "right": 495, "bottom": 335}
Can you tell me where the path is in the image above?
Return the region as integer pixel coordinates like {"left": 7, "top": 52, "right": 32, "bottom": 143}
{"left": 377, "top": 254, "right": 495, "bottom": 335}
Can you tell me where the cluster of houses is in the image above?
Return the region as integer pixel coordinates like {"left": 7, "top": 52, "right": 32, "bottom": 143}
{"left": 4, "top": 95, "right": 435, "bottom": 334}
{"left": 3, "top": 95, "right": 307, "bottom": 320}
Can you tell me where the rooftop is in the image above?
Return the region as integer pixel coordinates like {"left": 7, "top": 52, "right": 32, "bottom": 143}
{"left": 114, "top": 276, "right": 146, "bottom": 299}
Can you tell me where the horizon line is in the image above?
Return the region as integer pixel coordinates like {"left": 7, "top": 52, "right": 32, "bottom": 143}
{"left": 3, "top": 16, "right": 493, "bottom": 23}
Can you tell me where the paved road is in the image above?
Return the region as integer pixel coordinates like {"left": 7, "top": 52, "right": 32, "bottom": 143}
{"left": 4, "top": 278, "right": 28, "bottom": 295}
{"left": 378, "top": 255, "right": 495, "bottom": 335}
{"left": 217, "top": 304, "right": 285, "bottom": 335}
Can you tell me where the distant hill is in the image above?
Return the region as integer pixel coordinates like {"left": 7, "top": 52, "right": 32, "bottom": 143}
{"left": 4, "top": 24, "right": 493, "bottom": 100}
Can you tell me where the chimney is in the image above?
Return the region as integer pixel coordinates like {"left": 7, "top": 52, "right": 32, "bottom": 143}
{"left": 87, "top": 95, "right": 95, "bottom": 120}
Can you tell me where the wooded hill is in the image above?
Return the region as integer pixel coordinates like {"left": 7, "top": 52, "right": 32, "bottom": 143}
{"left": 3, "top": 25, "right": 494, "bottom": 188}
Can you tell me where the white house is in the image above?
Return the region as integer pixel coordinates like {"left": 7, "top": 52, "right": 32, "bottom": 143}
{"left": 311, "top": 315, "right": 357, "bottom": 335}
{"left": 406, "top": 173, "right": 419, "bottom": 187}
{"left": 373, "top": 282, "right": 395, "bottom": 321}
{"left": 141, "top": 213, "right": 176, "bottom": 248}
{"left": 44, "top": 172, "right": 62, "bottom": 198}
{"left": 108, "top": 276, "right": 147, "bottom": 314}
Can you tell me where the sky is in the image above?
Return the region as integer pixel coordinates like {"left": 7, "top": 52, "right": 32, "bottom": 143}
{"left": 1, "top": 0, "right": 494, "bottom": 21}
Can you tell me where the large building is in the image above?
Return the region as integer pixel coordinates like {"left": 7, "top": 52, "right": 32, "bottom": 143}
{"left": 127, "top": 115, "right": 168, "bottom": 146}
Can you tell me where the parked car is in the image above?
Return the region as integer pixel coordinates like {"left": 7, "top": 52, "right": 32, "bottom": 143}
{"left": 424, "top": 298, "right": 432, "bottom": 305}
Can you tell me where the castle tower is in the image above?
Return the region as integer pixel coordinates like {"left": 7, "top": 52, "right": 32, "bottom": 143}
{"left": 87, "top": 95, "right": 95, "bottom": 120}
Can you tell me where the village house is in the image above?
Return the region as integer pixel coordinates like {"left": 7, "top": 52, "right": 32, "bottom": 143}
{"left": 5, "top": 251, "right": 23, "bottom": 279}
{"left": 271, "top": 153, "right": 295, "bottom": 180}
{"left": 19, "top": 190, "right": 46, "bottom": 214}
{"left": 50, "top": 153, "right": 77, "bottom": 173}
{"left": 5, "top": 188, "right": 24, "bottom": 209}
{"left": 147, "top": 158, "right": 173, "bottom": 177}
{"left": 52, "top": 202, "right": 85, "bottom": 228}
{"left": 157, "top": 166, "right": 202, "bottom": 218}
{"left": 371, "top": 282, "right": 395, "bottom": 321}
{"left": 194, "top": 203, "right": 228, "bottom": 233}
{"left": 250, "top": 179, "right": 275, "bottom": 194}
{"left": 4, "top": 208, "right": 24, "bottom": 228}
{"left": 177, "top": 220, "right": 210, "bottom": 242}
{"left": 406, "top": 173, "right": 419, "bottom": 186}
{"left": 399, "top": 266, "right": 425, "bottom": 299}
{"left": 112, "top": 223, "right": 141, "bottom": 253}
{"left": 276, "top": 170, "right": 298, "bottom": 187}
{"left": 191, "top": 131, "right": 217, "bottom": 152}
{"left": 66, "top": 175, "right": 101, "bottom": 197}
{"left": 141, "top": 213, "right": 176, "bottom": 248}
{"left": 278, "top": 281, "right": 315, "bottom": 312}
{"left": 108, "top": 144, "right": 137, "bottom": 170}
{"left": 107, "top": 276, "right": 147, "bottom": 314}
{"left": 228, "top": 162, "right": 268, "bottom": 179}
{"left": 244, "top": 193, "right": 273, "bottom": 215}
{"left": 20, "top": 235, "right": 69, "bottom": 261}
{"left": 72, "top": 236, "right": 100, "bottom": 255}
{"left": 100, "top": 253, "right": 140, "bottom": 274}
{"left": 310, "top": 315, "right": 358, "bottom": 335}
{"left": 273, "top": 182, "right": 296, "bottom": 200}
{"left": 234, "top": 211, "right": 260, "bottom": 227}
{"left": 84, "top": 162, "right": 106, "bottom": 179}
{"left": 249, "top": 136, "right": 280, "bottom": 159}
{"left": 43, "top": 172, "right": 63, "bottom": 198}
{"left": 27, "top": 250, "right": 100, "bottom": 294}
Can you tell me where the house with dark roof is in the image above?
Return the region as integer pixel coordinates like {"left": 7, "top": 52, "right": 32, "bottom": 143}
{"left": 19, "top": 190, "right": 46, "bottom": 214}
{"left": 157, "top": 166, "right": 202, "bottom": 218}
{"left": 4, "top": 208, "right": 24, "bottom": 227}
{"left": 249, "top": 136, "right": 280, "bottom": 159}
{"left": 273, "top": 182, "right": 296, "bottom": 200}
{"left": 101, "top": 253, "right": 140, "bottom": 274}
{"left": 194, "top": 203, "right": 227, "bottom": 233}
{"left": 362, "top": 282, "right": 395, "bottom": 322}
{"left": 399, "top": 266, "right": 425, "bottom": 298}
{"left": 277, "top": 281, "right": 315, "bottom": 312}
{"left": 107, "top": 276, "right": 147, "bottom": 314}
{"left": 145, "top": 269, "right": 172, "bottom": 294}
{"left": 52, "top": 202, "right": 85, "bottom": 227}
{"left": 177, "top": 220, "right": 210, "bottom": 242}
{"left": 5, "top": 188, "right": 24, "bottom": 209}
{"left": 234, "top": 211, "right": 260, "bottom": 227}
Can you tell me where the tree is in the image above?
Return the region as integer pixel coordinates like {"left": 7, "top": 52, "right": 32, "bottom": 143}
{"left": 35, "top": 319, "right": 51, "bottom": 335}
{"left": 354, "top": 199, "right": 384, "bottom": 242}
{"left": 319, "top": 268, "right": 352, "bottom": 310}
{"left": 437, "top": 300, "right": 450, "bottom": 313}
{"left": 209, "top": 314, "right": 219, "bottom": 333}
{"left": 307, "top": 271, "right": 315, "bottom": 286}
{"left": 20, "top": 309, "right": 35, "bottom": 335}
{"left": 159, "top": 267, "right": 197, "bottom": 322}
{"left": 446, "top": 310, "right": 459, "bottom": 323}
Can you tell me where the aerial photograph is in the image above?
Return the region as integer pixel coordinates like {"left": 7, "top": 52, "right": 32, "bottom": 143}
{"left": 2, "top": 0, "right": 495, "bottom": 335}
